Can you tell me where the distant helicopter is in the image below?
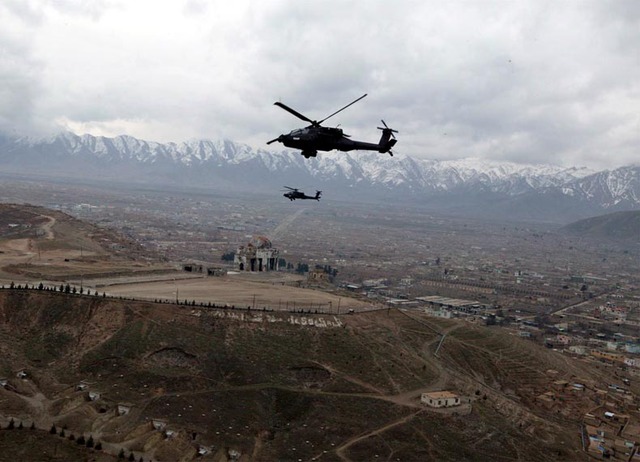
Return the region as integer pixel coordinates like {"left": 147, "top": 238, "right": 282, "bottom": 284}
{"left": 282, "top": 186, "right": 322, "bottom": 201}
{"left": 267, "top": 94, "right": 398, "bottom": 158}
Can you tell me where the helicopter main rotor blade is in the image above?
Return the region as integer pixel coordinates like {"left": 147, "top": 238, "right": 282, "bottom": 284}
{"left": 318, "top": 93, "right": 367, "bottom": 125}
{"left": 274, "top": 102, "right": 314, "bottom": 124}
{"left": 283, "top": 186, "right": 297, "bottom": 190}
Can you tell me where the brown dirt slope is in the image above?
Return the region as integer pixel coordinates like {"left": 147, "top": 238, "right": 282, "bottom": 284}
{"left": 0, "top": 289, "right": 606, "bottom": 461}
{"left": 0, "top": 203, "right": 172, "bottom": 282}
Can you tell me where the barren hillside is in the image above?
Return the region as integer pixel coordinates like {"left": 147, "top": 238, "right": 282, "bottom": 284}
{"left": 0, "top": 289, "right": 609, "bottom": 461}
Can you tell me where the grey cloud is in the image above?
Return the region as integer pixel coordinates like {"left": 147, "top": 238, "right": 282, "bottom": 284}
{"left": 0, "top": 0, "right": 637, "bottom": 169}
{"left": 0, "top": 5, "right": 44, "bottom": 135}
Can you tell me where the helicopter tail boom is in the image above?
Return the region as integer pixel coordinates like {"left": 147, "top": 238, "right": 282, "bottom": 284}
{"left": 379, "top": 138, "right": 397, "bottom": 153}
{"left": 377, "top": 120, "right": 398, "bottom": 156}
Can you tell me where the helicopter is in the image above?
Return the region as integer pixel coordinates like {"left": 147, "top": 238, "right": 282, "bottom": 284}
{"left": 282, "top": 186, "right": 322, "bottom": 201}
{"left": 267, "top": 94, "right": 398, "bottom": 158}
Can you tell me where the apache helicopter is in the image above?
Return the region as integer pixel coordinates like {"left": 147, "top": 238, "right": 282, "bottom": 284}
{"left": 282, "top": 186, "right": 322, "bottom": 201}
{"left": 267, "top": 94, "right": 397, "bottom": 158}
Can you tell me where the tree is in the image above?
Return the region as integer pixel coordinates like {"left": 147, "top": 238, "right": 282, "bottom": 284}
{"left": 7, "top": 418, "right": 14, "bottom": 429}
{"left": 95, "top": 442, "right": 103, "bottom": 450}
{"left": 221, "top": 251, "right": 235, "bottom": 262}
{"left": 86, "top": 435, "right": 94, "bottom": 448}
{"left": 118, "top": 448, "right": 125, "bottom": 459}
{"left": 38, "top": 282, "right": 44, "bottom": 290}
{"left": 76, "top": 435, "right": 85, "bottom": 445}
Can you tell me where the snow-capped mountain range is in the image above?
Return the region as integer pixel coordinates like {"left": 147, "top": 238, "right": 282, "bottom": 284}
{"left": 1, "top": 132, "right": 638, "bottom": 223}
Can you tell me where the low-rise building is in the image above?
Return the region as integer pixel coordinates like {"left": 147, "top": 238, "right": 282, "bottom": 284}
{"left": 421, "top": 391, "right": 461, "bottom": 408}
{"left": 569, "top": 345, "right": 588, "bottom": 355}
{"left": 234, "top": 236, "right": 279, "bottom": 272}
{"left": 425, "top": 308, "right": 452, "bottom": 319}
{"left": 117, "top": 403, "right": 132, "bottom": 416}
{"left": 152, "top": 418, "right": 168, "bottom": 431}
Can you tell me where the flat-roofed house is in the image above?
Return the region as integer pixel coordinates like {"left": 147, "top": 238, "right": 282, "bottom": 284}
{"left": 421, "top": 391, "right": 461, "bottom": 408}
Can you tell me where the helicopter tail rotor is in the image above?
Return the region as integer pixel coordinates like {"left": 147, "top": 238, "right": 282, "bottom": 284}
{"left": 377, "top": 120, "right": 398, "bottom": 155}
{"left": 377, "top": 120, "right": 398, "bottom": 139}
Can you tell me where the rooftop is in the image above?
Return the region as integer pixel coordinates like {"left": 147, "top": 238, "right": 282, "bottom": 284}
{"left": 422, "top": 390, "right": 459, "bottom": 400}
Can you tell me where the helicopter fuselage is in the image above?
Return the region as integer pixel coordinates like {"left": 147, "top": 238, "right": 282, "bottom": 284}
{"left": 276, "top": 126, "right": 395, "bottom": 158}
{"left": 282, "top": 187, "right": 321, "bottom": 201}
{"left": 267, "top": 94, "right": 397, "bottom": 158}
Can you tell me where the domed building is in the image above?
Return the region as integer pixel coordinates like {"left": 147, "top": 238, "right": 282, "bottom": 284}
{"left": 234, "top": 236, "right": 279, "bottom": 272}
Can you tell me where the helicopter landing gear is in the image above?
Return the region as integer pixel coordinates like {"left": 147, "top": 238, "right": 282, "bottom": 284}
{"left": 302, "top": 150, "right": 317, "bottom": 159}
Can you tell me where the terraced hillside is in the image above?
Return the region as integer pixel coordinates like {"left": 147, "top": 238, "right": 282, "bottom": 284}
{"left": 0, "top": 289, "right": 606, "bottom": 461}
{"left": 0, "top": 203, "right": 172, "bottom": 283}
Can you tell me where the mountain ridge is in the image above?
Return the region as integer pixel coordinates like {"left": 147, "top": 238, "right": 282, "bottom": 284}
{"left": 1, "top": 131, "right": 638, "bottom": 223}
{"left": 561, "top": 210, "right": 640, "bottom": 242}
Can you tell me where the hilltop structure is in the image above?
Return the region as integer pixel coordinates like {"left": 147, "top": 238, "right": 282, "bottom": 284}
{"left": 234, "top": 236, "right": 279, "bottom": 272}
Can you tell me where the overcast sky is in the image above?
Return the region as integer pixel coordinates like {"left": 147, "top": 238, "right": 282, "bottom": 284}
{"left": 1, "top": 0, "right": 638, "bottom": 169}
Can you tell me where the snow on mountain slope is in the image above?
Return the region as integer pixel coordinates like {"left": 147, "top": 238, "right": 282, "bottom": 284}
{"left": 1, "top": 132, "right": 638, "bottom": 214}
